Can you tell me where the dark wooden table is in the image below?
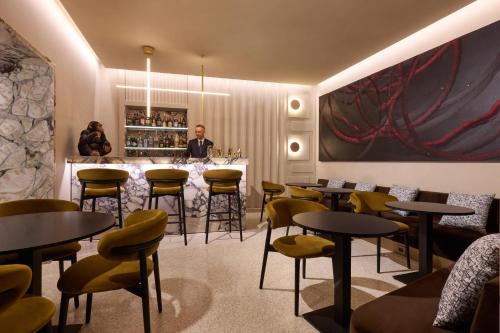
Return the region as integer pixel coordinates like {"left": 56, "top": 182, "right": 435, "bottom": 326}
{"left": 385, "top": 201, "right": 474, "bottom": 284}
{"left": 316, "top": 188, "right": 355, "bottom": 211}
{"left": 286, "top": 182, "right": 324, "bottom": 189}
{"left": 293, "top": 211, "right": 399, "bottom": 332}
{"left": 0, "top": 211, "right": 115, "bottom": 295}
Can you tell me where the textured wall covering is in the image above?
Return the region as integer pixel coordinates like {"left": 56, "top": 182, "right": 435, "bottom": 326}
{"left": 0, "top": 19, "right": 54, "bottom": 201}
{"left": 319, "top": 20, "right": 500, "bottom": 162}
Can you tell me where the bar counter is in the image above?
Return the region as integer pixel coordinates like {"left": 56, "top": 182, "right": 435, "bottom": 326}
{"left": 67, "top": 156, "right": 247, "bottom": 232}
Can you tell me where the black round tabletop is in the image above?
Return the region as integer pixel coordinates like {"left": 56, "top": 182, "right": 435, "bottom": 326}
{"left": 293, "top": 211, "right": 399, "bottom": 237}
{"left": 315, "top": 187, "right": 355, "bottom": 194}
{"left": 0, "top": 211, "right": 115, "bottom": 254}
{"left": 385, "top": 201, "right": 475, "bottom": 215}
{"left": 286, "top": 182, "right": 324, "bottom": 188}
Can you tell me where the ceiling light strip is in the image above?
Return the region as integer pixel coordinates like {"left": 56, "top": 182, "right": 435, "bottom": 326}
{"left": 146, "top": 58, "right": 151, "bottom": 117}
{"left": 116, "top": 85, "right": 230, "bottom": 97}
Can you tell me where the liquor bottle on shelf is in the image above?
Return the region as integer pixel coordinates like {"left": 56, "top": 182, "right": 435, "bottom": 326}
{"left": 139, "top": 113, "right": 145, "bottom": 126}
{"left": 137, "top": 134, "right": 143, "bottom": 148}
{"left": 148, "top": 134, "right": 153, "bottom": 148}
{"left": 132, "top": 136, "right": 138, "bottom": 147}
{"left": 143, "top": 134, "right": 148, "bottom": 148}
{"left": 145, "top": 116, "right": 151, "bottom": 126}
{"left": 126, "top": 135, "right": 131, "bottom": 147}
{"left": 159, "top": 134, "right": 164, "bottom": 148}
{"left": 162, "top": 115, "right": 167, "bottom": 128}
{"left": 173, "top": 113, "right": 178, "bottom": 127}
{"left": 156, "top": 113, "right": 162, "bottom": 127}
{"left": 174, "top": 132, "right": 180, "bottom": 147}
{"left": 169, "top": 134, "right": 175, "bottom": 148}
{"left": 167, "top": 114, "right": 173, "bottom": 127}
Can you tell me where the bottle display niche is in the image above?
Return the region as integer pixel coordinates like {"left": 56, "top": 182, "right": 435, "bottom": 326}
{"left": 125, "top": 105, "right": 188, "bottom": 157}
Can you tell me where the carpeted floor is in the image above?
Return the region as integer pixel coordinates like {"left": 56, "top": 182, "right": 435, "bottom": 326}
{"left": 40, "top": 212, "right": 416, "bottom": 332}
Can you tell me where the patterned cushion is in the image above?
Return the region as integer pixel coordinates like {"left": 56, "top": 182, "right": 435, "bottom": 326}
{"left": 388, "top": 184, "right": 419, "bottom": 217}
{"left": 354, "top": 182, "right": 376, "bottom": 192}
{"left": 327, "top": 179, "right": 346, "bottom": 188}
{"left": 439, "top": 192, "right": 495, "bottom": 234}
{"left": 433, "top": 233, "right": 500, "bottom": 328}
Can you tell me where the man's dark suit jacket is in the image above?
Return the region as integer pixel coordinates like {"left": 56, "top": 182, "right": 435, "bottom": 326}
{"left": 186, "top": 138, "right": 213, "bottom": 158}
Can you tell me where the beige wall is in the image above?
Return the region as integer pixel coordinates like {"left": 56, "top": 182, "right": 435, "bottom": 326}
{"left": 316, "top": 1, "right": 500, "bottom": 196}
{"left": 0, "top": 0, "right": 105, "bottom": 199}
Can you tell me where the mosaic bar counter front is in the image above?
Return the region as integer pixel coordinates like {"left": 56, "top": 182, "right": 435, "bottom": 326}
{"left": 68, "top": 156, "right": 247, "bottom": 233}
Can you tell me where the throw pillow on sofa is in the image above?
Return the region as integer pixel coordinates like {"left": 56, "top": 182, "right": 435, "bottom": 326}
{"left": 388, "top": 185, "right": 419, "bottom": 217}
{"left": 327, "top": 179, "right": 346, "bottom": 188}
{"left": 439, "top": 192, "right": 495, "bottom": 234}
{"left": 433, "top": 233, "right": 499, "bottom": 328}
{"left": 354, "top": 182, "right": 376, "bottom": 192}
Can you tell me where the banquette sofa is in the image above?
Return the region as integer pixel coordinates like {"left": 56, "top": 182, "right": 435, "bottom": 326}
{"left": 317, "top": 179, "right": 499, "bottom": 261}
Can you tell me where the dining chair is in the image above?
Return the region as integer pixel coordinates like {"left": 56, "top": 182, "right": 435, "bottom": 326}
{"left": 0, "top": 264, "right": 55, "bottom": 333}
{"left": 349, "top": 192, "right": 411, "bottom": 273}
{"left": 259, "top": 198, "right": 335, "bottom": 316}
{"left": 57, "top": 209, "right": 167, "bottom": 333}
{"left": 260, "top": 181, "right": 285, "bottom": 222}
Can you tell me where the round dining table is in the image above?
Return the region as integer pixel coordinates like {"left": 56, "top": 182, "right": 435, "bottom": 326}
{"left": 0, "top": 211, "right": 115, "bottom": 295}
{"left": 293, "top": 211, "right": 399, "bottom": 332}
{"left": 315, "top": 187, "right": 355, "bottom": 211}
{"left": 286, "top": 182, "right": 324, "bottom": 189}
{"left": 385, "top": 201, "right": 474, "bottom": 284}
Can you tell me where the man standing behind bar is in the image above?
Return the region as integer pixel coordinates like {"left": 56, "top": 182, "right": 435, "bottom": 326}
{"left": 186, "top": 124, "right": 213, "bottom": 158}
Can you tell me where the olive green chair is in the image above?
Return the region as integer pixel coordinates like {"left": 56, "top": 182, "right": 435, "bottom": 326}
{"left": 77, "top": 168, "right": 129, "bottom": 230}
{"left": 289, "top": 186, "right": 323, "bottom": 202}
{"left": 57, "top": 209, "right": 167, "bottom": 333}
{"left": 260, "top": 181, "right": 285, "bottom": 222}
{"left": 260, "top": 199, "right": 335, "bottom": 316}
{"left": 349, "top": 192, "right": 411, "bottom": 273}
{"left": 0, "top": 199, "right": 82, "bottom": 307}
{"left": 145, "top": 169, "right": 189, "bottom": 246}
{"left": 203, "top": 169, "right": 243, "bottom": 244}
{"left": 0, "top": 264, "right": 55, "bottom": 333}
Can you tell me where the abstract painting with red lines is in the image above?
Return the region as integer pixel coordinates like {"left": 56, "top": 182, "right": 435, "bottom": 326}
{"left": 319, "top": 20, "right": 499, "bottom": 161}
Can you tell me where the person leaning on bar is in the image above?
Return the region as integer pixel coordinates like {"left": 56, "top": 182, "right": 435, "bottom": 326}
{"left": 78, "top": 121, "right": 112, "bottom": 156}
{"left": 185, "top": 124, "right": 213, "bottom": 158}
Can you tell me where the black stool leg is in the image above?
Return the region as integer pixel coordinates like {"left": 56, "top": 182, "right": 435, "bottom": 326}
{"left": 139, "top": 251, "right": 151, "bottom": 333}
{"left": 181, "top": 191, "right": 187, "bottom": 246}
{"left": 236, "top": 187, "right": 243, "bottom": 242}
{"left": 205, "top": 191, "right": 212, "bottom": 244}
{"left": 294, "top": 258, "right": 300, "bottom": 316}
{"left": 260, "top": 194, "right": 266, "bottom": 222}
{"left": 259, "top": 223, "right": 272, "bottom": 289}
{"left": 177, "top": 195, "right": 183, "bottom": 235}
{"left": 58, "top": 293, "right": 70, "bottom": 333}
{"left": 376, "top": 237, "right": 381, "bottom": 273}
{"left": 58, "top": 260, "right": 64, "bottom": 276}
{"left": 153, "top": 252, "right": 162, "bottom": 312}
{"left": 155, "top": 197, "right": 159, "bottom": 209}
{"left": 228, "top": 194, "right": 232, "bottom": 233}
{"left": 404, "top": 233, "right": 411, "bottom": 269}
{"left": 70, "top": 255, "right": 80, "bottom": 308}
{"left": 85, "top": 293, "right": 93, "bottom": 323}
{"left": 117, "top": 183, "right": 123, "bottom": 228}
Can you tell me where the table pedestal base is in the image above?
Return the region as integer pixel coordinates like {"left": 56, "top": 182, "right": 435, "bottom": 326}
{"left": 393, "top": 271, "right": 423, "bottom": 284}
{"left": 303, "top": 305, "right": 352, "bottom": 333}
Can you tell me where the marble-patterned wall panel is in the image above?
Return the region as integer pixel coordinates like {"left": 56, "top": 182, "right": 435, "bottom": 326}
{"left": 0, "top": 19, "right": 54, "bottom": 201}
{"left": 69, "top": 158, "right": 247, "bottom": 232}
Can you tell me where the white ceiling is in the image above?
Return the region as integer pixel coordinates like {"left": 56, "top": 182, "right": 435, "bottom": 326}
{"left": 61, "top": 0, "right": 472, "bottom": 84}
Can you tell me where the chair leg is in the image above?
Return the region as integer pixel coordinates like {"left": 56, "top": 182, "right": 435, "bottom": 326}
{"left": 228, "top": 194, "right": 232, "bottom": 233}
{"left": 58, "top": 293, "right": 70, "bottom": 333}
{"left": 177, "top": 195, "right": 183, "bottom": 235}
{"left": 58, "top": 260, "right": 64, "bottom": 276}
{"left": 148, "top": 195, "right": 153, "bottom": 209}
{"left": 91, "top": 198, "right": 96, "bottom": 212}
{"left": 376, "top": 237, "right": 381, "bottom": 273}
{"left": 236, "top": 190, "right": 243, "bottom": 242}
{"left": 139, "top": 252, "right": 151, "bottom": 333}
{"left": 70, "top": 255, "right": 80, "bottom": 308}
{"left": 259, "top": 223, "right": 272, "bottom": 289}
{"left": 205, "top": 193, "right": 212, "bottom": 244}
{"left": 294, "top": 258, "right": 300, "bottom": 316}
{"left": 259, "top": 194, "right": 266, "bottom": 222}
{"left": 153, "top": 252, "right": 162, "bottom": 312}
{"left": 85, "top": 293, "right": 93, "bottom": 323}
{"left": 181, "top": 192, "right": 187, "bottom": 246}
{"left": 405, "top": 233, "right": 411, "bottom": 269}
{"left": 302, "top": 259, "right": 307, "bottom": 279}
{"left": 117, "top": 189, "right": 123, "bottom": 229}
{"left": 286, "top": 226, "right": 290, "bottom": 236}
{"left": 155, "top": 197, "right": 159, "bottom": 209}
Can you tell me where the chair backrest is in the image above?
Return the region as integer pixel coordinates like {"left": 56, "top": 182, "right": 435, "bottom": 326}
{"left": 261, "top": 181, "right": 285, "bottom": 194}
{"left": 289, "top": 186, "right": 322, "bottom": 201}
{"left": 77, "top": 168, "right": 129, "bottom": 189}
{"left": 0, "top": 199, "right": 79, "bottom": 217}
{"left": 203, "top": 169, "right": 242, "bottom": 186}
{"left": 145, "top": 169, "right": 189, "bottom": 186}
{"left": 349, "top": 192, "right": 397, "bottom": 214}
{"left": 97, "top": 210, "right": 167, "bottom": 261}
{"left": 0, "top": 264, "right": 31, "bottom": 314}
{"left": 265, "top": 198, "right": 328, "bottom": 229}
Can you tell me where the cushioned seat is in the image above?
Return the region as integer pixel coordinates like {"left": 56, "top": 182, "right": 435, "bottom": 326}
{"left": 212, "top": 185, "right": 237, "bottom": 194}
{"left": 58, "top": 255, "right": 153, "bottom": 294}
{"left": 152, "top": 185, "right": 181, "bottom": 195}
{"left": 289, "top": 186, "right": 323, "bottom": 202}
{"left": 433, "top": 224, "right": 483, "bottom": 261}
{"left": 41, "top": 242, "right": 82, "bottom": 261}
{"left": 84, "top": 186, "right": 125, "bottom": 197}
{"left": 393, "top": 221, "right": 410, "bottom": 232}
{"left": 273, "top": 235, "right": 335, "bottom": 258}
{"left": 0, "top": 264, "right": 55, "bottom": 333}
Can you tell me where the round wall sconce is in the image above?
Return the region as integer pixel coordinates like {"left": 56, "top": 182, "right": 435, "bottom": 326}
{"left": 290, "top": 141, "right": 300, "bottom": 153}
{"left": 288, "top": 97, "right": 303, "bottom": 114}
{"left": 290, "top": 99, "right": 301, "bottom": 111}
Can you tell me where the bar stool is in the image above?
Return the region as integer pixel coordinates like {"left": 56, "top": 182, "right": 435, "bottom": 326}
{"left": 77, "top": 168, "right": 129, "bottom": 232}
{"left": 145, "top": 169, "right": 189, "bottom": 246}
{"left": 203, "top": 169, "right": 243, "bottom": 244}
{"left": 260, "top": 181, "right": 285, "bottom": 222}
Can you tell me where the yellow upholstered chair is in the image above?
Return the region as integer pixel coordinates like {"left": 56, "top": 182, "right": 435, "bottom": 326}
{"left": 145, "top": 169, "right": 189, "bottom": 246}
{"left": 0, "top": 199, "right": 82, "bottom": 307}
{"left": 289, "top": 186, "right": 323, "bottom": 202}
{"left": 57, "top": 209, "right": 167, "bottom": 333}
{"left": 260, "top": 199, "right": 335, "bottom": 316}
{"left": 0, "top": 264, "right": 55, "bottom": 333}
{"left": 349, "top": 192, "right": 411, "bottom": 273}
{"left": 203, "top": 169, "right": 243, "bottom": 243}
{"left": 77, "top": 168, "right": 129, "bottom": 229}
{"left": 260, "top": 181, "right": 285, "bottom": 222}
